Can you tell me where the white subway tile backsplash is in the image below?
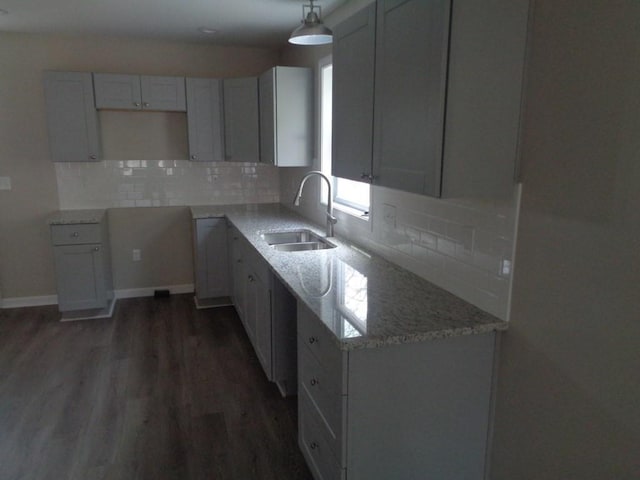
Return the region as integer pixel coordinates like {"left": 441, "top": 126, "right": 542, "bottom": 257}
{"left": 55, "top": 160, "right": 280, "bottom": 209}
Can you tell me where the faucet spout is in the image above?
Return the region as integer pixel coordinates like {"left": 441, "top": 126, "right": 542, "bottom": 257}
{"left": 292, "top": 171, "right": 337, "bottom": 237}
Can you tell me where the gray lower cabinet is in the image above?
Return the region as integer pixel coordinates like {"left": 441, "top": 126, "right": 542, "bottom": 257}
{"left": 186, "top": 78, "right": 225, "bottom": 162}
{"left": 192, "top": 217, "right": 230, "bottom": 307}
{"left": 297, "top": 303, "right": 497, "bottom": 480}
{"left": 93, "top": 73, "right": 186, "bottom": 111}
{"left": 43, "top": 71, "right": 101, "bottom": 162}
{"left": 223, "top": 77, "right": 260, "bottom": 163}
{"left": 259, "top": 66, "right": 313, "bottom": 167}
{"left": 50, "top": 218, "right": 114, "bottom": 316}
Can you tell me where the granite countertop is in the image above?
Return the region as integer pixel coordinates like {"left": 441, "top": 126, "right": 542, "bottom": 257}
{"left": 191, "top": 203, "right": 508, "bottom": 350}
{"left": 49, "top": 209, "right": 106, "bottom": 225}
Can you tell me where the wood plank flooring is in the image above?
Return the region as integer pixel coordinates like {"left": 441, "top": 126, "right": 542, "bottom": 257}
{"left": 0, "top": 295, "right": 312, "bottom": 480}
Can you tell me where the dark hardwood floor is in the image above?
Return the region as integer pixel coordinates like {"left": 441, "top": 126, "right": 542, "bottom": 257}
{"left": 0, "top": 295, "right": 312, "bottom": 480}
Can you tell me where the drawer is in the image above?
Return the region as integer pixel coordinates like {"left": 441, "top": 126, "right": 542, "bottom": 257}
{"left": 299, "top": 343, "right": 345, "bottom": 448}
{"left": 297, "top": 304, "right": 345, "bottom": 384}
{"left": 51, "top": 224, "right": 102, "bottom": 246}
{"left": 299, "top": 388, "right": 345, "bottom": 480}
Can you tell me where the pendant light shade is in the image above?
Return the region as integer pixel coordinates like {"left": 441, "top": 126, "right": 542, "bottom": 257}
{"left": 289, "top": 1, "right": 333, "bottom": 46}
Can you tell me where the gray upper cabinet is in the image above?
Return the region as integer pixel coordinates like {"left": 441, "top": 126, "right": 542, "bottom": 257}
{"left": 332, "top": 3, "right": 376, "bottom": 182}
{"left": 94, "top": 73, "right": 186, "bottom": 111}
{"left": 223, "top": 77, "right": 260, "bottom": 163}
{"left": 333, "top": 0, "right": 529, "bottom": 198}
{"left": 43, "top": 71, "right": 101, "bottom": 162}
{"left": 373, "top": 0, "right": 451, "bottom": 197}
{"left": 186, "top": 78, "right": 225, "bottom": 162}
{"left": 259, "top": 66, "right": 313, "bottom": 167}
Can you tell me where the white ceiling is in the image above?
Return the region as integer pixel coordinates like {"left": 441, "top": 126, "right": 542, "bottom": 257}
{"left": 0, "top": 0, "right": 347, "bottom": 48}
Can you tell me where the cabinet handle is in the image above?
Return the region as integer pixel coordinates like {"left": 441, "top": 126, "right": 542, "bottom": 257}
{"left": 237, "top": 259, "right": 242, "bottom": 264}
{"left": 143, "top": 102, "right": 150, "bottom": 108}
{"left": 133, "top": 102, "right": 141, "bottom": 107}
{"left": 89, "top": 154, "right": 97, "bottom": 160}
{"left": 309, "top": 442, "right": 318, "bottom": 450}
{"left": 248, "top": 275, "right": 255, "bottom": 282}
{"left": 361, "top": 172, "right": 374, "bottom": 182}
{"left": 71, "top": 232, "right": 79, "bottom": 237}
{"left": 309, "top": 378, "right": 319, "bottom": 386}
{"left": 93, "top": 247, "right": 100, "bottom": 252}
{"left": 191, "top": 155, "right": 197, "bottom": 160}
{"left": 308, "top": 336, "right": 318, "bottom": 344}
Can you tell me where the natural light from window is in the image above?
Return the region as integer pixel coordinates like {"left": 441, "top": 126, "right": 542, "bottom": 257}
{"left": 319, "top": 57, "right": 370, "bottom": 214}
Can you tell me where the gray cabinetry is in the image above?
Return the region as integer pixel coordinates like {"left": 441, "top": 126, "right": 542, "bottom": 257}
{"left": 93, "top": 73, "right": 186, "bottom": 111}
{"left": 186, "top": 78, "right": 225, "bottom": 162}
{"left": 43, "top": 71, "right": 100, "bottom": 162}
{"left": 50, "top": 215, "right": 115, "bottom": 320}
{"left": 192, "top": 217, "right": 231, "bottom": 308}
{"left": 297, "top": 303, "right": 497, "bottom": 480}
{"left": 333, "top": 0, "right": 529, "bottom": 198}
{"left": 259, "top": 66, "right": 313, "bottom": 167}
{"left": 223, "top": 77, "right": 260, "bottom": 163}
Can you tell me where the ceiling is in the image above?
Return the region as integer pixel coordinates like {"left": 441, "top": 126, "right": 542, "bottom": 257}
{"left": 0, "top": 0, "right": 347, "bottom": 48}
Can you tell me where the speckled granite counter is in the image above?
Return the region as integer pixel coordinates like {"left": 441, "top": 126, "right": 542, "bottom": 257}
{"left": 191, "top": 203, "right": 507, "bottom": 350}
{"left": 48, "top": 209, "right": 106, "bottom": 225}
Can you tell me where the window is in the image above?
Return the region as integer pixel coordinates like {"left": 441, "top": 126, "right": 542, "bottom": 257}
{"left": 319, "top": 56, "right": 370, "bottom": 215}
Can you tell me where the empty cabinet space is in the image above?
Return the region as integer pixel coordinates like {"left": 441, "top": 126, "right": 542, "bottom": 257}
{"left": 49, "top": 211, "right": 115, "bottom": 321}
{"left": 259, "top": 66, "right": 313, "bottom": 167}
{"left": 43, "top": 71, "right": 101, "bottom": 162}
{"left": 94, "top": 73, "right": 186, "bottom": 111}
{"left": 223, "top": 77, "right": 260, "bottom": 163}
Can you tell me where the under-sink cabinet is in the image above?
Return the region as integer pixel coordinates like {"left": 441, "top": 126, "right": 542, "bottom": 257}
{"left": 43, "top": 71, "right": 101, "bottom": 162}
{"left": 50, "top": 214, "right": 115, "bottom": 321}
{"left": 297, "top": 303, "right": 497, "bottom": 480}
{"left": 192, "top": 217, "right": 231, "bottom": 308}
{"left": 93, "top": 73, "right": 186, "bottom": 111}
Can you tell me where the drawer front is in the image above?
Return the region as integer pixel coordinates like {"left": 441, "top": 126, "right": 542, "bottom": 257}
{"left": 299, "top": 388, "right": 345, "bottom": 480}
{"left": 298, "top": 304, "right": 344, "bottom": 380}
{"left": 51, "top": 224, "right": 101, "bottom": 246}
{"left": 299, "top": 343, "right": 344, "bottom": 448}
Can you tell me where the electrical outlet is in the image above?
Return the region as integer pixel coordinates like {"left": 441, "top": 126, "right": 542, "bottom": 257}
{"left": 382, "top": 203, "right": 397, "bottom": 228}
{"left": 132, "top": 249, "right": 141, "bottom": 262}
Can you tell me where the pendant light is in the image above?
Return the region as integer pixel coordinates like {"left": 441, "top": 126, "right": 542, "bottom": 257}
{"left": 288, "top": 0, "right": 333, "bottom": 46}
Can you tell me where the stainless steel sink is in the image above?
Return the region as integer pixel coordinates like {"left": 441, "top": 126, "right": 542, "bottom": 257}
{"left": 261, "top": 229, "right": 336, "bottom": 252}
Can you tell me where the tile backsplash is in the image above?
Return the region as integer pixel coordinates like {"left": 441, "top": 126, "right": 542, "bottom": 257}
{"left": 55, "top": 160, "right": 280, "bottom": 209}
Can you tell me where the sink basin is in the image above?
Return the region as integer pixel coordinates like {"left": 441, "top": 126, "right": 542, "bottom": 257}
{"left": 261, "top": 229, "right": 336, "bottom": 252}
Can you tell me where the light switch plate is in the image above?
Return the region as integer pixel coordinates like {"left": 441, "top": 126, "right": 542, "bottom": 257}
{"left": 0, "top": 177, "right": 11, "bottom": 190}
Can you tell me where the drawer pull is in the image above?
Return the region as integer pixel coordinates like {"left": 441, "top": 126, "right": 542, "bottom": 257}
{"left": 93, "top": 247, "right": 100, "bottom": 252}
{"left": 309, "top": 378, "right": 319, "bottom": 386}
{"left": 71, "top": 232, "right": 79, "bottom": 237}
{"left": 308, "top": 336, "right": 318, "bottom": 344}
{"left": 309, "top": 441, "right": 318, "bottom": 450}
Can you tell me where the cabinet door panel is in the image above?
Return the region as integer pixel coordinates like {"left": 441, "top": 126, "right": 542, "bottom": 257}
{"left": 373, "top": 0, "right": 451, "bottom": 197}
{"left": 93, "top": 73, "right": 142, "bottom": 110}
{"left": 223, "top": 77, "right": 260, "bottom": 163}
{"left": 253, "top": 266, "right": 272, "bottom": 379}
{"left": 43, "top": 72, "right": 100, "bottom": 162}
{"left": 141, "top": 75, "right": 186, "bottom": 112}
{"left": 332, "top": 4, "right": 376, "bottom": 182}
{"left": 186, "top": 78, "right": 225, "bottom": 162}
{"left": 194, "top": 218, "right": 230, "bottom": 300}
{"left": 54, "top": 244, "right": 106, "bottom": 311}
{"left": 259, "top": 70, "right": 276, "bottom": 165}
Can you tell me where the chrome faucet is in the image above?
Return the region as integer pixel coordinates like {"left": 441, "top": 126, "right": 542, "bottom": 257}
{"left": 293, "top": 171, "right": 337, "bottom": 237}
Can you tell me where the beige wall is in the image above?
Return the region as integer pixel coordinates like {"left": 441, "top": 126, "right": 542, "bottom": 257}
{"left": 491, "top": 1, "right": 640, "bottom": 478}
{"left": 0, "top": 32, "right": 278, "bottom": 300}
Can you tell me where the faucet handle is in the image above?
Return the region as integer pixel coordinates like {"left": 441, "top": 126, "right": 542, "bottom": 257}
{"left": 326, "top": 212, "right": 338, "bottom": 224}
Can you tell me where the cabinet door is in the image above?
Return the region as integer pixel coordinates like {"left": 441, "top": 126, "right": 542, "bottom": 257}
{"left": 53, "top": 244, "right": 107, "bottom": 311}
{"left": 43, "top": 72, "right": 100, "bottom": 162}
{"left": 186, "top": 78, "right": 225, "bottom": 162}
{"left": 372, "top": 0, "right": 451, "bottom": 197}
{"left": 252, "top": 262, "right": 272, "bottom": 380}
{"left": 259, "top": 69, "right": 276, "bottom": 165}
{"left": 229, "top": 230, "right": 246, "bottom": 320}
{"left": 332, "top": 3, "right": 376, "bottom": 182}
{"left": 93, "top": 73, "right": 142, "bottom": 110}
{"left": 223, "top": 77, "right": 260, "bottom": 163}
{"left": 140, "top": 75, "right": 186, "bottom": 112}
{"left": 194, "top": 218, "right": 230, "bottom": 300}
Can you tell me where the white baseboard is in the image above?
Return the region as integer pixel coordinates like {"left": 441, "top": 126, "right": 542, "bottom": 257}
{"left": 1, "top": 284, "right": 194, "bottom": 309}
{"left": 114, "top": 284, "right": 194, "bottom": 299}
{"left": 1, "top": 295, "right": 58, "bottom": 309}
